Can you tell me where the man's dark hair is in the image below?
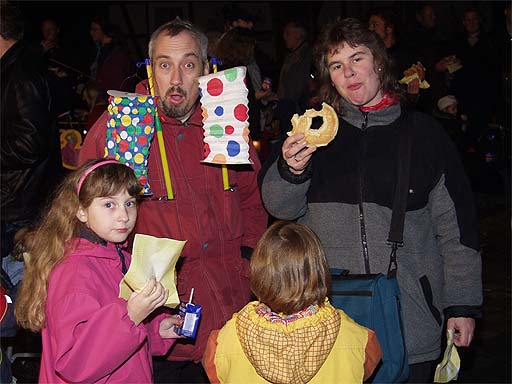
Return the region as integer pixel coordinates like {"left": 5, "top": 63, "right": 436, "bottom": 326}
{"left": 284, "top": 19, "right": 308, "bottom": 38}
{"left": 224, "top": 5, "right": 256, "bottom": 24}
{"left": 103, "top": 24, "right": 123, "bottom": 43}
{"left": 0, "top": 1, "right": 24, "bottom": 41}
{"left": 463, "top": 7, "right": 480, "bottom": 18}
{"left": 414, "top": 2, "right": 433, "bottom": 16}
{"left": 369, "top": 7, "right": 399, "bottom": 32}
{"left": 90, "top": 15, "right": 109, "bottom": 30}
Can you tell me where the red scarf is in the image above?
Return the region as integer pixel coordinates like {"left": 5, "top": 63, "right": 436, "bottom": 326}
{"left": 359, "top": 92, "right": 398, "bottom": 112}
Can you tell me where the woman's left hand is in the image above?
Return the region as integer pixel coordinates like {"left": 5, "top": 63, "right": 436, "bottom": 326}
{"left": 446, "top": 317, "right": 476, "bottom": 347}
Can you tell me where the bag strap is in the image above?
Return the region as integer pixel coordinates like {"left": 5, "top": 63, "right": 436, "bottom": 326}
{"left": 387, "top": 111, "right": 413, "bottom": 276}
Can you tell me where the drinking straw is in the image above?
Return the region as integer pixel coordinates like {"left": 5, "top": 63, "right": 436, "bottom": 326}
{"left": 145, "top": 58, "right": 174, "bottom": 199}
{"left": 211, "top": 57, "right": 230, "bottom": 190}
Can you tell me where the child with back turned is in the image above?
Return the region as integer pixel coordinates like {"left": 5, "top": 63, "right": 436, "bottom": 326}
{"left": 203, "top": 221, "right": 382, "bottom": 383}
{"left": 15, "top": 159, "right": 182, "bottom": 383}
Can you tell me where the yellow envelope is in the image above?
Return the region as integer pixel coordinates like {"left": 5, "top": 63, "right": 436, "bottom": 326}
{"left": 434, "top": 328, "right": 461, "bottom": 383}
{"left": 447, "top": 62, "right": 462, "bottom": 74}
{"left": 398, "top": 72, "right": 430, "bottom": 89}
{"left": 119, "top": 234, "right": 186, "bottom": 308}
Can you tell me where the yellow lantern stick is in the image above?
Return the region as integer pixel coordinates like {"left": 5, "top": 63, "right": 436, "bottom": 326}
{"left": 145, "top": 59, "right": 174, "bottom": 199}
{"left": 212, "top": 57, "right": 230, "bottom": 190}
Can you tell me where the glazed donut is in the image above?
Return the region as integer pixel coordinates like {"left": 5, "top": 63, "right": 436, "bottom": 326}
{"left": 287, "top": 102, "right": 339, "bottom": 147}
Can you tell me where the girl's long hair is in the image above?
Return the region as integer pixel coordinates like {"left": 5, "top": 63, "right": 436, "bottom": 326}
{"left": 15, "top": 159, "right": 141, "bottom": 331}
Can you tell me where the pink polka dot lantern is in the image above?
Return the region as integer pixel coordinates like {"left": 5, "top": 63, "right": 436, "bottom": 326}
{"left": 198, "top": 66, "right": 251, "bottom": 165}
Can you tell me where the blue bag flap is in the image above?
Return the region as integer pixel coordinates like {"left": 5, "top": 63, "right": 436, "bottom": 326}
{"left": 329, "top": 273, "right": 409, "bottom": 382}
{"left": 330, "top": 273, "right": 383, "bottom": 328}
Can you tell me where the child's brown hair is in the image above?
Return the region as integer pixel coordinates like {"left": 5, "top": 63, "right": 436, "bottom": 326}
{"left": 250, "top": 221, "right": 331, "bottom": 315}
{"left": 15, "top": 159, "right": 141, "bottom": 331}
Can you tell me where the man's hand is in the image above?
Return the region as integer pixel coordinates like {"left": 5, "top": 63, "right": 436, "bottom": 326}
{"left": 407, "top": 78, "right": 420, "bottom": 95}
{"left": 435, "top": 57, "right": 450, "bottom": 72}
{"left": 447, "top": 317, "right": 476, "bottom": 347}
{"left": 41, "top": 40, "right": 56, "bottom": 52}
{"left": 255, "top": 88, "right": 272, "bottom": 100}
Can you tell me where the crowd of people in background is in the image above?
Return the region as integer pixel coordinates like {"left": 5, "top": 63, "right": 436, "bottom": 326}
{"left": 1, "top": 1, "right": 510, "bottom": 383}
{"left": 4, "top": 2, "right": 510, "bottom": 179}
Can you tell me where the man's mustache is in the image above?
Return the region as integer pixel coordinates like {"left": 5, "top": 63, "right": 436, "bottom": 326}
{"left": 164, "top": 86, "right": 187, "bottom": 97}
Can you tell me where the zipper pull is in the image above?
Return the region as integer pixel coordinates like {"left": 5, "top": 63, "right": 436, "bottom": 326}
{"left": 361, "top": 111, "right": 369, "bottom": 131}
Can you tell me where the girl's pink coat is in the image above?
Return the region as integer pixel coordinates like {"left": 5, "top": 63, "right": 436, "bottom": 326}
{"left": 39, "top": 238, "right": 175, "bottom": 383}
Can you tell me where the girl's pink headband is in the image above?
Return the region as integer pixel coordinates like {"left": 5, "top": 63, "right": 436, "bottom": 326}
{"left": 77, "top": 160, "right": 121, "bottom": 196}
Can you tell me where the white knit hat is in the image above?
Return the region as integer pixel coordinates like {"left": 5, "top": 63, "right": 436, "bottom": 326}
{"left": 437, "top": 95, "right": 457, "bottom": 111}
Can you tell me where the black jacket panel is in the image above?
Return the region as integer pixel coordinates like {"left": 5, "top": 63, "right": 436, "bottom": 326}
{"left": 1, "top": 42, "right": 61, "bottom": 223}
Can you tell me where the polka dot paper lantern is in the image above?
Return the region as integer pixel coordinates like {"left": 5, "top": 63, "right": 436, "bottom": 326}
{"left": 105, "top": 91, "right": 155, "bottom": 195}
{"left": 198, "top": 66, "right": 251, "bottom": 164}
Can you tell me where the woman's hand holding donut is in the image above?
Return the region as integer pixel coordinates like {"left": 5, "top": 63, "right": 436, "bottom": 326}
{"left": 282, "top": 133, "right": 317, "bottom": 175}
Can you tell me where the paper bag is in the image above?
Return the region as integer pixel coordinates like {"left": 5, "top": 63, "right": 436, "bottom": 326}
{"left": 119, "top": 234, "right": 186, "bottom": 308}
{"left": 434, "top": 329, "right": 461, "bottom": 383}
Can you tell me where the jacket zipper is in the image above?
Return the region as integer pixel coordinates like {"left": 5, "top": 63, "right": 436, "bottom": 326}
{"left": 116, "top": 244, "right": 128, "bottom": 275}
{"left": 359, "top": 111, "right": 371, "bottom": 274}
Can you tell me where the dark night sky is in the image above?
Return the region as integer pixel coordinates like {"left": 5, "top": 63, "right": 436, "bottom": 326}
{"left": 12, "top": 1, "right": 511, "bottom": 75}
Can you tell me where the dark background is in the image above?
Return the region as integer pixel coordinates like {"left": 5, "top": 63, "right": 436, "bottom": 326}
{"left": 5, "top": 1, "right": 511, "bottom": 383}
{"left": 13, "top": 1, "right": 511, "bottom": 77}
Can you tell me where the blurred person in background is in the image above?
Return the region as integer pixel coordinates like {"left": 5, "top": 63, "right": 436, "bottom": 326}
{"left": 1, "top": 2, "right": 61, "bottom": 380}
{"left": 215, "top": 27, "right": 271, "bottom": 141}
{"left": 450, "top": 7, "right": 496, "bottom": 141}
{"left": 89, "top": 17, "right": 134, "bottom": 98}
{"left": 1, "top": 1, "right": 61, "bottom": 262}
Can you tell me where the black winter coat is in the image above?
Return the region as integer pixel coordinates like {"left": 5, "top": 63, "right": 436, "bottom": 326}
{"left": 1, "top": 41, "right": 61, "bottom": 223}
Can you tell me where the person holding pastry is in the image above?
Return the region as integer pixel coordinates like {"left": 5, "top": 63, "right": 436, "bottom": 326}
{"left": 260, "top": 17, "right": 482, "bottom": 383}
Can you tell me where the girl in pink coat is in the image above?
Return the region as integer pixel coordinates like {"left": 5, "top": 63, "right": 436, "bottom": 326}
{"left": 15, "top": 159, "right": 182, "bottom": 383}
